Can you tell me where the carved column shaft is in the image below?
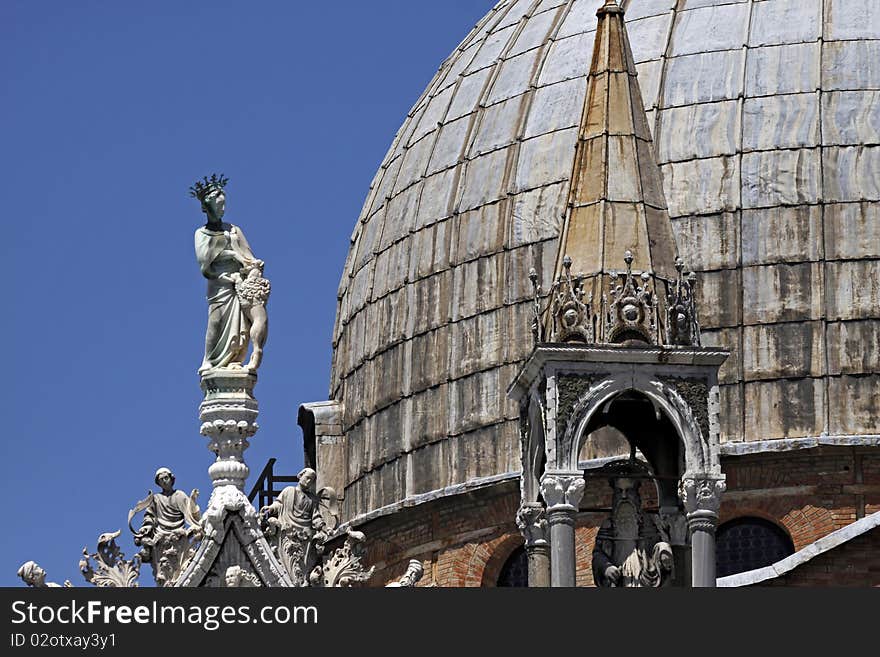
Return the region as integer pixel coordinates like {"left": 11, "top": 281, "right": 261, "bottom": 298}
{"left": 681, "top": 476, "right": 725, "bottom": 588}
{"left": 516, "top": 503, "right": 550, "bottom": 588}
{"left": 199, "top": 370, "right": 259, "bottom": 490}
{"left": 540, "top": 473, "right": 585, "bottom": 587}
{"left": 689, "top": 511, "right": 717, "bottom": 587}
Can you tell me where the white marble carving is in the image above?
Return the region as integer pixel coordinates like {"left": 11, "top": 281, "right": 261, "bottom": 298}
{"left": 385, "top": 560, "right": 424, "bottom": 588}
{"left": 129, "top": 467, "right": 202, "bottom": 587}
{"left": 260, "top": 468, "right": 339, "bottom": 587}
{"left": 17, "top": 561, "right": 71, "bottom": 588}
{"left": 191, "top": 174, "right": 270, "bottom": 374}
{"left": 80, "top": 530, "right": 141, "bottom": 588}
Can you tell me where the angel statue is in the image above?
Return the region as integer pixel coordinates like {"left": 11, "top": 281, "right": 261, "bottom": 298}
{"left": 191, "top": 174, "right": 270, "bottom": 375}
{"left": 129, "top": 467, "right": 202, "bottom": 587}
{"left": 260, "top": 467, "right": 339, "bottom": 587}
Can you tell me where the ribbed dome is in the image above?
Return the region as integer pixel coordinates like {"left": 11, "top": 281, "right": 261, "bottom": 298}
{"left": 332, "top": 0, "right": 880, "bottom": 520}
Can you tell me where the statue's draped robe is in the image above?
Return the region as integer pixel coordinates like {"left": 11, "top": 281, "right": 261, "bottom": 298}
{"left": 145, "top": 490, "right": 199, "bottom": 534}
{"left": 267, "top": 487, "right": 325, "bottom": 585}
{"left": 195, "top": 225, "right": 259, "bottom": 373}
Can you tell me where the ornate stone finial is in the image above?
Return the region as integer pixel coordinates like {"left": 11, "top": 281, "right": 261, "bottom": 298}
{"left": 604, "top": 248, "right": 657, "bottom": 344}
{"left": 17, "top": 561, "right": 71, "bottom": 588}
{"left": 385, "top": 559, "right": 424, "bottom": 588}
{"left": 128, "top": 468, "right": 202, "bottom": 587}
{"left": 598, "top": 0, "right": 622, "bottom": 14}
{"left": 665, "top": 256, "right": 700, "bottom": 346}
{"left": 529, "top": 268, "right": 543, "bottom": 343}
{"left": 80, "top": 530, "right": 141, "bottom": 588}
{"left": 548, "top": 255, "right": 594, "bottom": 343}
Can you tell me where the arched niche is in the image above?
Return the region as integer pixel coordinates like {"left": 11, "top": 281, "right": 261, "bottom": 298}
{"left": 561, "top": 377, "right": 713, "bottom": 487}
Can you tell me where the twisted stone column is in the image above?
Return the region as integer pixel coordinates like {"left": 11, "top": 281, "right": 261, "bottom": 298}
{"left": 681, "top": 476, "right": 726, "bottom": 587}
{"left": 540, "top": 472, "right": 585, "bottom": 587}
{"left": 516, "top": 503, "right": 550, "bottom": 587}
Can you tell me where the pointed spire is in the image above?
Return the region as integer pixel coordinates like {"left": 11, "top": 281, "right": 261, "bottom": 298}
{"left": 538, "top": 0, "right": 694, "bottom": 346}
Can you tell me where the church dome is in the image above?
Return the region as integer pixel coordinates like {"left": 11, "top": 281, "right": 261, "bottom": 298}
{"left": 331, "top": 0, "right": 880, "bottom": 520}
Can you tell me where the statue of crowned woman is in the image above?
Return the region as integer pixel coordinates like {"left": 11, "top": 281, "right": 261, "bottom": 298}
{"left": 191, "top": 174, "right": 270, "bottom": 374}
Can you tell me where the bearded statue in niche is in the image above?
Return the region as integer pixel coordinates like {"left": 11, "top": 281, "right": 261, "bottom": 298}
{"left": 592, "top": 473, "right": 674, "bottom": 587}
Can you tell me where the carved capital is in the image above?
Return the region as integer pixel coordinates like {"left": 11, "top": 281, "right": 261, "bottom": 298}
{"left": 516, "top": 503, "right": 548, "bottom": 547}
{"left": 680, "top": 476, "right": 725, "bottom": 532}
{"left": 540, "top": 472, "right": 585, "bottom": 513}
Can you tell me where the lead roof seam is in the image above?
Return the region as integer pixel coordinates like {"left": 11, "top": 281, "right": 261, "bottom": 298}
{"left": 622, "top": 18, "right": 655, "bottom": 273}
{"left": 600, "top": 14, "right": 610, "bottom": 274}
{"left": 818, "top": 0, "right": 831, "bottom": 436}
{"left": 550, "top": 2, "right": 601, "bottom": 285}
{"left": 734, "top": 0, "right": 755, "bottom": 442}
{"left": 499, "top": 1, "right": 569, "bottom": 255}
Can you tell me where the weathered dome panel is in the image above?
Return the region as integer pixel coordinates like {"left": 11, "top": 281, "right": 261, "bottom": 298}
{"left": 332, "top": 0, "right": 880, "bottom": 520}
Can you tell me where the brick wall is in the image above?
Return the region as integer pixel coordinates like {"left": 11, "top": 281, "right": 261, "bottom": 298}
{"left": 721, "top": 446, "right": 879, "bottom": 550}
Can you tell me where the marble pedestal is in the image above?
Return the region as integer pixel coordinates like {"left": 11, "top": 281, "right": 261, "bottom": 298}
{"left": 175, "top": 368, "right": 291, "bottom": 587}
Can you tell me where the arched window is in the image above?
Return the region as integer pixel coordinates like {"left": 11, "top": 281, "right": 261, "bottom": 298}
{"left": 716, "top": 517, "right": 795, "bottom": 577}
{"left": 497, "top": 545, "right": 528, "bottom": 587}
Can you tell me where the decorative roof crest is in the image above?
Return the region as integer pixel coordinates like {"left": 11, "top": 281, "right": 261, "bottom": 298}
{"left": 531, "top": 256, "right": 594, "bottom": 344}
{"left": 528, "top": 249, "right": 702, "bottom": 348}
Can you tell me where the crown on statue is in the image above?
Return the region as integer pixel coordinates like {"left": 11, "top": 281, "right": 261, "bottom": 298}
{"left": 189, "top": 173, "right": 229, "bottom": 202}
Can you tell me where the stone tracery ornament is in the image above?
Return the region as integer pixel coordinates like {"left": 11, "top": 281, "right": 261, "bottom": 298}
{"left": 680, "top": 476, "right": 726, "bottom": 518}
{"left": 260, "top": 468, "right": 340, "bottom": 586}
{"left": 128, "top": 467, "right": 203, "bottom": 587}
{"left": 309, "top": 529, "right": 376, "bottom": 588}
{"left": 604, "top": 250, "right": 657, "bottom": 344}
{"left": 17, "top": 561, "right": 71, "bottom": 588}
{"left": 592, "top": 473, "right": 674, "bottom": 587}
{"left": 79, "top": 530, "right": 141, "bottom": 588}
{"left": 516, "top": 503, "right": 548, "bottom": 547}
{"left": 547, "top": 256, "right": 594, "bottom": 343}
{"left": 666, "top": 257, "right": 700, "bottom": 346}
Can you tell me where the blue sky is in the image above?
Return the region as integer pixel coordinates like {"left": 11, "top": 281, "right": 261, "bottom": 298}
{"left": 0, "top": 0, "right": 493, "bottom": 587}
